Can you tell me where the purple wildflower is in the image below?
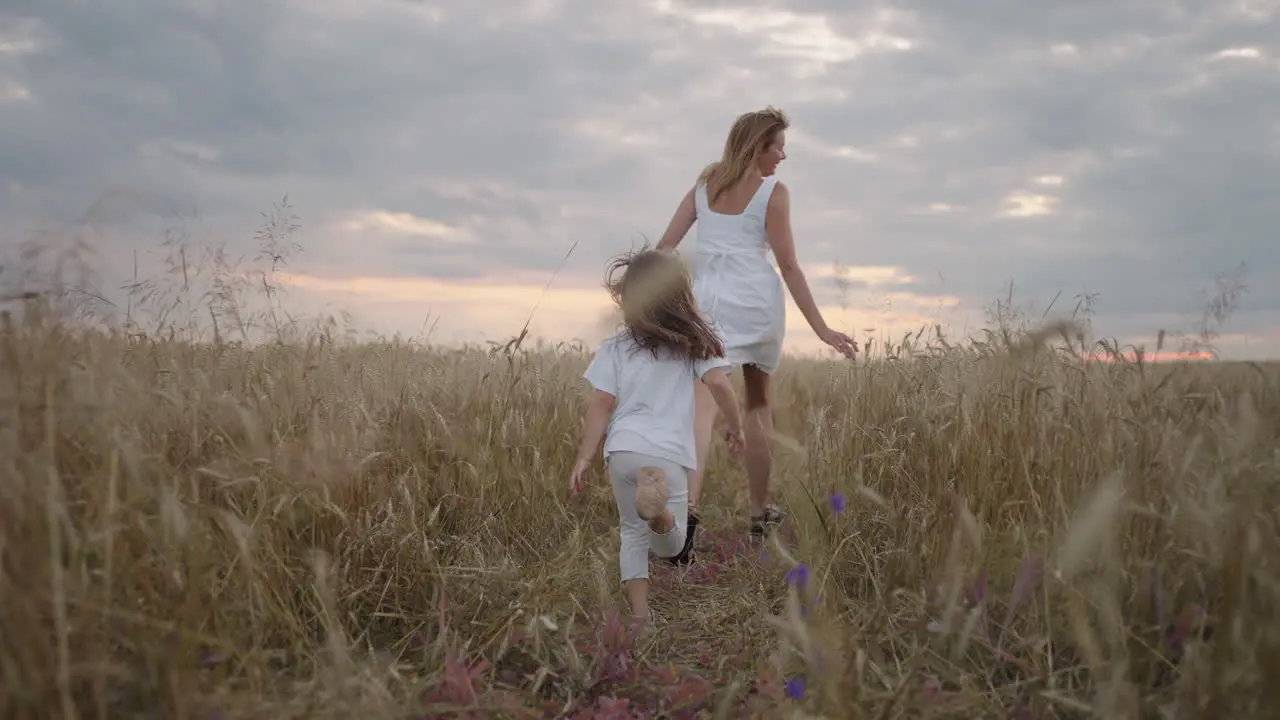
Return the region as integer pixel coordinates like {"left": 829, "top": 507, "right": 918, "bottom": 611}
{"left": 829, "top": 493, "right": 847, "bottom": 514}
{"left": 785, "top": 676, "right": 806, "bottom": 700}
{"left": 785, "top": 563, "right": 810, "bottom": 588}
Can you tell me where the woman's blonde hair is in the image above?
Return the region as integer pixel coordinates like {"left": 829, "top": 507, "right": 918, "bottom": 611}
{"left": 698, "top": 106, "right": 790, "bottom": 204}
{"left": 605, "top": 249, "right": 724, "bottom": 362}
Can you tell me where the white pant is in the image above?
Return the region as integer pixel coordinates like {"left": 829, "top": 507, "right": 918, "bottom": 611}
{"left": 608, "top": 451, "right": 689, "bottom": 582}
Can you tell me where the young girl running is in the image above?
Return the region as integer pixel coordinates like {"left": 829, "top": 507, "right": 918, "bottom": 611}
{"left": 569, "top": 249, "right": 747, "bottom": 626}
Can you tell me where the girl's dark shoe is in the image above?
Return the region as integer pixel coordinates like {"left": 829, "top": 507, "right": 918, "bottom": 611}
{"left": 667, "top": 506, "right": 700, "bottom": 566}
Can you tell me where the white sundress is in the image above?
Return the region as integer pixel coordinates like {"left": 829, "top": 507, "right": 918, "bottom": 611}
{"left": 688, "top": 176, "right": 786, "bottom": 375}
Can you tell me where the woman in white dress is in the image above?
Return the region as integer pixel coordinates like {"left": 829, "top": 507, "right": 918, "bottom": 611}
{"left": 656, "top": 106, "right": 858, "bottom": 543}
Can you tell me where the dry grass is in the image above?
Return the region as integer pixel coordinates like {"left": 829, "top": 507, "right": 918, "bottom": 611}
{"left": 2, "top": 214, "right": 1278, "bottom": 718}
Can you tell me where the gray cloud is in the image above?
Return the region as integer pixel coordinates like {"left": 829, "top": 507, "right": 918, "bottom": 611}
{"left": 2, "top": 0, "right": 1278, "bottom": 354}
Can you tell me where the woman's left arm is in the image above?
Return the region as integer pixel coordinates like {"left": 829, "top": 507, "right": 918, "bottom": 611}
{"left": 766, "top": 182, "right": 858, "bottom": 359}
{"left": 656, "top": 186, "right": 696, "bottom": 252}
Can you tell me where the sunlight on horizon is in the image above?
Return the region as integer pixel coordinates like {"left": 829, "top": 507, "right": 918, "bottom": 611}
{"left": 270, "top": 269, "right": 1263, "bottom": 361}
{"left": 276, "top": 269, "right": 975, "bottom": 354}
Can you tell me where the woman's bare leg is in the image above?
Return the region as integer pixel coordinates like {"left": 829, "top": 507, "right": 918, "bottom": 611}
{"left": 742, "top": 365, "right": 778, "bottom": 533}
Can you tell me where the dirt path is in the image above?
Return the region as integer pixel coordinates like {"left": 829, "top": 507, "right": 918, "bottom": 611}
{"left": 551, "top": 508, "right": 803, "bottom": 718}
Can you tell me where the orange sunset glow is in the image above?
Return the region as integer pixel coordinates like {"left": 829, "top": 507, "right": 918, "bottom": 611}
{"left": 272, "top": 269, "right": 1273, "bottom": 363}
{"left": 274, "top": 267, "right": 972, "bottom": 356}
{"left": 1083, "top": 350, "right": 1217, "bottom": 363}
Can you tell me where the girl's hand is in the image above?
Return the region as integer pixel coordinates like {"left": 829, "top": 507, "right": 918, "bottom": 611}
{"left": 723, "top": 427, "right": 746, "bottom": 457}
{"left": 569, "top": 458, "right": 591, "bottom": 495}
{"left": 817, "top": 326, "right": 858, "bottom": 359}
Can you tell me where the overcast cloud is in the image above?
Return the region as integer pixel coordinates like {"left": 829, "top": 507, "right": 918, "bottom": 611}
{"left": 2, "top": 0, "right": 1277, "bottom": 357}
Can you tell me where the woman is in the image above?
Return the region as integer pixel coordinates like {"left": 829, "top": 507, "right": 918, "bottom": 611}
{"left": 655, "top": 106, "right": 857, "bottom": 543}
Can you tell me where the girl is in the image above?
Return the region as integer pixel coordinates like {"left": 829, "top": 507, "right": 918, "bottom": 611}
{"left": 654, "top": 106, "right": 858, "bottom": 539}
{"left": 569, "top": 249, "right": 747, "bottom": 626}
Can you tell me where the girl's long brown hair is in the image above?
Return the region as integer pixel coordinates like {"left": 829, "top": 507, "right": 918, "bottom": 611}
{"left": 698, "top": 106, "right": 789, "bottom": 204}
{"left": 605, "top": 250, "right": 724, "bottom": 362}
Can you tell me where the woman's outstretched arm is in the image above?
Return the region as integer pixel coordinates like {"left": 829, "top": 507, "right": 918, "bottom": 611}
{"left": 765, "top": 182, "right": 858, "bottom": 358}
{"left": 656, "top": 187, "right": 696, "bottom": 252}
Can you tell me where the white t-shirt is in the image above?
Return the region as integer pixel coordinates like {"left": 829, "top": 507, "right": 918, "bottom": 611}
{"left": 583, "top": 330, "right": 731, "bottom": 472}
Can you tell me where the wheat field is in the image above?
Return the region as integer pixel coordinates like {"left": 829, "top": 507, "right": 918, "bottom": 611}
{"left": 2, "top": 229, "right": 1279, "bottom": 718}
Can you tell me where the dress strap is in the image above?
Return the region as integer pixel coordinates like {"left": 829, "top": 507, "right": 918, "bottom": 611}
{"left": 745, "top": 176, "right": 778, "bottom": 218}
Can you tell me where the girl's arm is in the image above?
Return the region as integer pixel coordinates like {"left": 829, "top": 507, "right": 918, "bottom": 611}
{"left": 700, "top": 367, "right": 744, "bottom": 435}
{"left": 573, "top": 390, "right": 616, "bottom": 465}
{"left": 656, "top": 187, "right": 697, "bottom": 252}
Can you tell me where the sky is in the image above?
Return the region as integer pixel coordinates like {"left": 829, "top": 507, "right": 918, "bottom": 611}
{"left": 2, "top": 0, "right": 1278, "bottom": 359}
